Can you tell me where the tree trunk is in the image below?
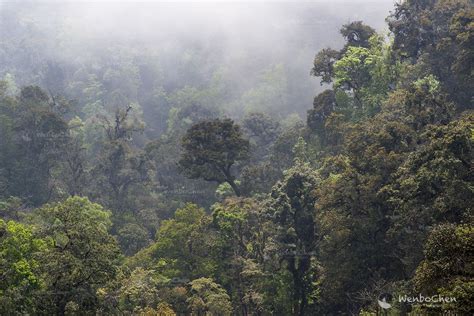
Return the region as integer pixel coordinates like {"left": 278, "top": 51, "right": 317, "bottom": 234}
{"left": 227, "top": 178, "right": 241, "bottom": 197}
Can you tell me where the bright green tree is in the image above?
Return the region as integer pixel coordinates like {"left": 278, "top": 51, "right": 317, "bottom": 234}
{"left": 0, "top": 219, "right": 48, "bottom": 315}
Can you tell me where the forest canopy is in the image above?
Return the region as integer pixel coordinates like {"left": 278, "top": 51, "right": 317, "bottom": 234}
{"left": 0, "top": 0, "right": 473, "bottom": 315}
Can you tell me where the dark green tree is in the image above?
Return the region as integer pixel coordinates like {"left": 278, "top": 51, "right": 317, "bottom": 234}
{"left": 340, "top": 21, "right": 376, "bottom": 49}
{"left": 241, "top": 112, "right": 280, "bottom": 162}
{"left": 306, "top": 89, "right": 336, "bottom": 138}
{"left": 265, "top": 162, "right": 320, "bottom": 316}
{"left": 388, "top": 0, "right": 473, "bottom": 109}
{"left": 385, "top": 113, "right": 473, "bottom": 275}
{"left": 310, "top": 48, "right": 339, "bottom": 84}
{"left": 0, "top": 86, "right": 69, "bottom": 205}
{"left": 179, "top": 119, "right": 250, "bottom": 197}
{"left": 414, "top": 223, "right": 474, "bottom": 314}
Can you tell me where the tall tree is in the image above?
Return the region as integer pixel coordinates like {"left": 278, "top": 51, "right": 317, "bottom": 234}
{"left": 212, "top": 197, "right": 267, "bottom": 315}
{"left": 0, "top": 86, "right": 69, "bottom": 205}
{"left": 388, "top": 0, "right": 473, "bottom": 109}
{"left": 35, "top": 196, "right": 121, "bottom": 315}
{"left": 93, "top": 104, "right": 152, "bottom": 212}
{"left": 265, "top": 161, "right": 320, "bottom": 316}
{"left": 179, "top": 119, "right": 250, "bottom": 196}
{"left": 385, "top": 113, "right": 473, "bottom": 275}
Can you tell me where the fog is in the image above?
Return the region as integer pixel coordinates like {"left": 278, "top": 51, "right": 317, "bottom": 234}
{"left": 0, "top": 0, "right": 394, "bottom": 132}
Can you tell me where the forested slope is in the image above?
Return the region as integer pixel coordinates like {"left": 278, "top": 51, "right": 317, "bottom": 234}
{"left": 0, "top": 0, "right": 473, "bottom": 315}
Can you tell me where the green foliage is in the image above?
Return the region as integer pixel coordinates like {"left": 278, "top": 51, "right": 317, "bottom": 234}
{"left": 388, "top": 0, "right": 473, "bottom": 108}
{"left": 133, "top": 203, "right": 218, "bottom": 281}
{"left": 0, "top": 1, "right": 473, "bottom": 314}
{"left": 271, "top": 116, "right": 306, "bottom": 170}
{"left": 414, "top": 224, "right": 474, "bottom": 314}
{"left": 333, "top": 34, "right": 399, "bottom": 117}
{"left": 0, "top": 196, "right": 23, "bottom": 221}
{"left": 187, "top": 278, "right": 232, "bottom": 316}
{"left": 36, "top": 196, "right": 122, "bottom": 314}
{"left": 340, "top": 21, "right": 376, "bottom": 49}
{"left": 265, "top": 162, "right": 320, "bottom": 315}
{"left": 211, "top": 198, "right": 267, "bottom": 314}
{"left": 307, "top": 89, "right": 336, "bottom": 137}
{"left": 93, "top": 104, "right": 155, "bottom": 213}
{"left": 311, "top": 48, "right": 340, "bottom": 84}
{"left": 384, "top": 113, "right": 473, "bottom": 275}
{"left": 215, "top": 182, "right": 236, "bottom": 200}
{"left": 334, "top": 46, "right": 373, "bottom": 91}
{"left": 242, "top": 111, "right": 281, "bottom": 162}
{"left": 179, "top": 119, "right": 250, "bottom": 196}
{"left": 0, "top": 220, "right": 47, "bottom": 315}
{"left": 0, "top": 86, "right": 70, "bottom": 205}
{"left": 117, "top": 223, "right": 151, "bottom": 256}
{"left": 102, "top": 267, "right": 166, "bottom": 314}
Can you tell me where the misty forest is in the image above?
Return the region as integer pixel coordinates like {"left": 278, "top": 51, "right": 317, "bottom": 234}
{"left": 0, "top": 0, "right": 473, "bottom": 315}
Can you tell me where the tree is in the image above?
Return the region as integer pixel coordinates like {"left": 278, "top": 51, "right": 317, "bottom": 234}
{"left": 116, "top": 223, "right": 151, "bottom": 256}
{"left": 310, "top": 91, "right": 420, "bottom": 313}
{"left": 450, "top": 7, "right": 474, "bottom": 108}
{"left": 35, "top": 196, "right": 121, "bottom": 315}
{"left": 310, "top": 48, "right": 339, "bottom": 84}
{"left": 311, "top": 21, "right": 376, "bottom": 86}
{"left": 61, "top": 116, "right": 88, "bottom": 196}
{"left": 333, "top": 34, "right": 398, "bottom": 117}
{"left": 265, "top": 162, "right": 320, "bottom": 316}
{"left": 385, "top": 75, "right": 454, "bottom": 132}
{"left": 187, "top": 278, "right": 233, "bottom": 316}
{"left": 98, "top": 267, "right": 166, "bottom": 314}
{"left": 340, "top": 21, "right": 376, "bottom": 50}
{"left": 385, "top": 113, "right": 473, "bottom": 275}
{"left": 271, "top": 118, "right": 306, "bottom": 171}
{"left": 306, "top": 89, "right": 336, "bottom": 137}
{"left": 0, "top": 220, "right": 48, "bottom": 315}
{"left": 414, "top": 223, "right": 474, "bottom": 314}
{"left": 311, "top": 26, "right": 397, "bottom": 125}
{"left": 130, "top": 204, "right": 218, "bottom": 281}
{"left": 94, "top": 104, "right": 153, "bottom": 212}
{"left": 388, "top": 0, "right": 473, "bottom": 109}
{"left": 241, "top": 112, "right": 280, "bottom": 162}
{"left": 212, "top": 198, "right": 267, "bottom": 315}
{"left": 334, "top": 46, "right": 373, "bottom": 105}
{"left": 0, "top": 86, "right": 69, "bottom": 205}
{"left": 145, "top": 102, "right": 219, "bottom": 210}
{"left": 179, "top": 119, "right": 250, "bottom": 196}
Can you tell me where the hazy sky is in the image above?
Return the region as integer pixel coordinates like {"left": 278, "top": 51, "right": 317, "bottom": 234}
{"left": 0, "top": 0, "right": 397, "bottom": 116}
